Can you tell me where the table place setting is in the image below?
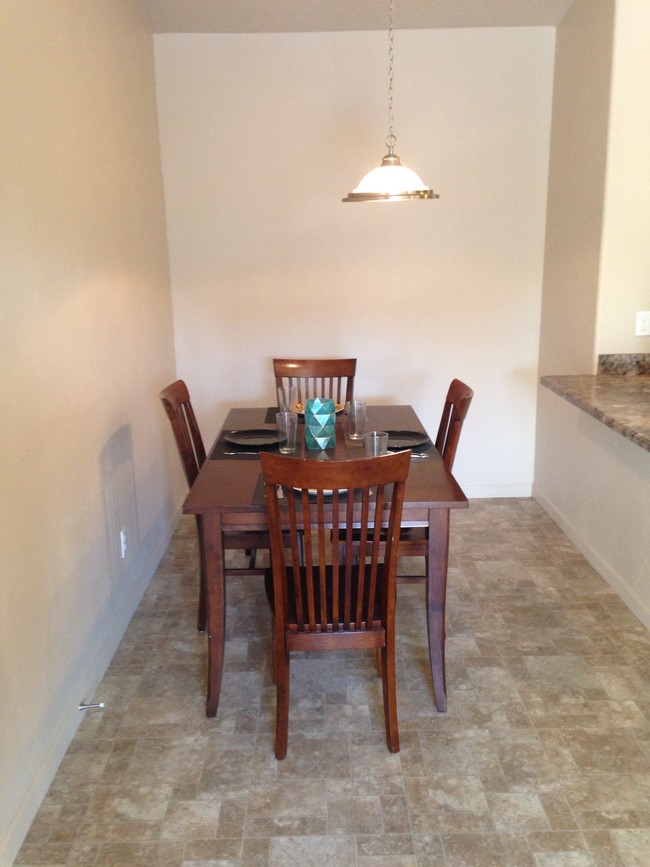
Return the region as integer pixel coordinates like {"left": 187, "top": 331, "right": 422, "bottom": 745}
{"left": 385, "top": 430, "right": 432, "bottom": 459}
{"left": 210, "top": 426, "right": 280, "bottom": 460}
{"left": 213, "top": 398, "right": 433, "bottom": 462}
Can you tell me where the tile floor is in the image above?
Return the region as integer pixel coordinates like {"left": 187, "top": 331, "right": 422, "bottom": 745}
{"left": 15, "top": 499, "right": 650, "bottom": 866}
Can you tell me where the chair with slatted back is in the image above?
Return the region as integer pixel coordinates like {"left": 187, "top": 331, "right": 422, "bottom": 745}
{"left": 260, "top": 449, "right": 410, "bottom": 759}
{"left": 395, "top": 378, "right": 473, "bottom": 579}
{"left": 273, "top": 358, "right": 356, "bottom": 409}
{"left": 433, "top": 378, "right": 474, "bottom": 474}
{"left": 160, "top": 380, "right": 270, "bottom": 632}
{"left": 339, "top": 378, "right": 473, "bottom": 578}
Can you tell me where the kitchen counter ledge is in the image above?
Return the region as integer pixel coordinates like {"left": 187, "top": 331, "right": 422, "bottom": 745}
{"left": 540, "top": 374, "right": 650, "bottom": 454}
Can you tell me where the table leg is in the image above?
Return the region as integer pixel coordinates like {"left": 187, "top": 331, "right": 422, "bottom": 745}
{"left": 426, "top": 508, "right": 450, "bottom": 712}
{"left": 203, "top": 512, "right": 226, "bottom": 717}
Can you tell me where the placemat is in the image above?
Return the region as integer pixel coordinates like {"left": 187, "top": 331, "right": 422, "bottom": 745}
{"left": 209, "top": 431, "right": 276, "bottom": 461}
{"left": 264, "top": 406, "right": 306, "bottom": 424}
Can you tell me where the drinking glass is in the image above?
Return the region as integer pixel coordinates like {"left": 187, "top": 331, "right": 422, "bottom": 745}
{"left": 277, "top": 385, "right": 297, "bottom": 413}
{"left": 276, "top": 411, "right": 298, "bottom": 454}
{"left": 363, "top": 431, "right": 389, "bottom": 457}
{"left": 346, "top": 399, "right": 367, "bottom": 441}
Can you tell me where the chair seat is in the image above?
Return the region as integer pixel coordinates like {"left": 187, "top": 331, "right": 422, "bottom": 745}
{"left": 225, "top": 531, "right": 272, "bottom": 549}
{"left": 337, "top": 526, "right": 428, "bottom": 562}
{"left": 396, "top": 527, "right": 428, "bottom": 553}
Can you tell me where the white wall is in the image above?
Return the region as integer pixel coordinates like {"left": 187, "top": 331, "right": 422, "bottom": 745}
{"left": 534, "top": 0, "right": 650, "bottom": 631}
{"left": 598, "top": 0, "right": 650, "bottom": 352}
{"left": 0, "top": 2, "right": 179, "bottom": 861}
{"left": 535, "top": 388, "right": 650, "bottom": 630}
{"left": 536, "top": 0, "right": 650, "bottom": 374}
{"left": 536, "top": 0, "right": 615, "bottom": 376}
{"left": 154, "top": 28, "right": 556, "bottom": 498}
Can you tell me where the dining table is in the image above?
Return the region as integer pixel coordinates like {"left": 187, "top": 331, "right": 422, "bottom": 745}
{"left": 183, "top": 404, "right": 468, "bottom": 717}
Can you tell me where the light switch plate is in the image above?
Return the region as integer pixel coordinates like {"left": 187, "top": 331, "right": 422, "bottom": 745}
{"left": 635, "top": 311, "right": 650, "bottom": 336}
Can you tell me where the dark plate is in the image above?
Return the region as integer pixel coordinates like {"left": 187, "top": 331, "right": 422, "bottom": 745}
{"left": 385, "top": 430, "right": 431, "bottom": 449}
{"left": 224, "top": 429, "right": 280, "bottom": 447}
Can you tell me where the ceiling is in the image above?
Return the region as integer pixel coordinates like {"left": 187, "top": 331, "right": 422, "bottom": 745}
{"left": 143, "top": 0, "right": 576, "bottom": 34}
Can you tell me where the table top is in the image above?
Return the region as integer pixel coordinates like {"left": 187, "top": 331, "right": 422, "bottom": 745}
{"left": 183, "top": 405, "right": 468, "bottom": 524}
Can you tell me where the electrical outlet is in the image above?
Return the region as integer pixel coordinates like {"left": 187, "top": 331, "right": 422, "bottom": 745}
{"left": 635, "top": 311, "right": 650, "bottom": 336}
{"left": 119, "top": 529, "right": 127, "bottom": 559}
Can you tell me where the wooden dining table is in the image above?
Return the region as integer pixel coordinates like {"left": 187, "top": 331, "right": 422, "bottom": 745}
{"left": 183, "top": 404, "right": 468, "bottom": 717}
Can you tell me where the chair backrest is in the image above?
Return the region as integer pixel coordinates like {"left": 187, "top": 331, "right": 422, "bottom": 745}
{"left": 435, "top": 378, "right": 474, "bottom": 471}
{"left": 159, "top": 379, "right": 206, "bottom": 487}
{"left": 261, "top": 450, "right": 410, "bottom": 640}
{"left": 273, "top": 358, "right": 356, "bottom": 406}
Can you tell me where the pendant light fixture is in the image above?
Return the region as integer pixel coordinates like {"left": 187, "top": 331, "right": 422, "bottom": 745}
{"left": 343, "top": 0, "right": 438, "bottom": 203}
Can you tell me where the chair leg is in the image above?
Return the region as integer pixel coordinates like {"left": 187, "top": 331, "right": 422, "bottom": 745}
{"left": 270, "top": 619, "right": 278, "bottom": 685}
{"left": 379, "top": 642, "right": 400, "bottom": 753}
{"left": 196, "top": 517, "right": 207, "bottom": 633}
{"left": 248, "top": 548, "right": 258, "bottom": 569}
{"left": 275, "top": 650, "right": 290, "bottom": 760}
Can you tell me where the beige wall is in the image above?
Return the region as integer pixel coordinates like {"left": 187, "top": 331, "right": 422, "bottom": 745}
{"left": 598, "top": 0, "right": 650, "bottom": 351}
{"left": 0, "top": 2, "right": 179, "bottom": 860}
{"left": 534, "top": 0, "right": 650, "bottom": 632}
{"left": 535, "top": 388, "right": 650, "bottom": 630}
{"left": 154, "top": 27, "right": 556, "bottom": 498}
{"left": 537, "top": 0, "right": 650, "bottom": 373}
{"left": 4, "top": 0, "right": 647, "bottom": 859}
{"left": 537, "top": 0, "right": 615, "bottom": 376}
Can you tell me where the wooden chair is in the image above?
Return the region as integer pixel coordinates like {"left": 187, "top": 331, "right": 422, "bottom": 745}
{"left": 432, "top": 378, "right": 474, "bottom": 473}
{"left": 395, "top": 378, "right": 474, "bottom": 579}
{"left": 273, "top": 358, "right": 356, "bottom": 407}
{"left": 340, "top": 378, "right": 474, "bottom": 578}
{"left": 160, "top": 380, "right": 269, "bottom": 631}
{"left": 260, "top": 449, "right": 410, "bottom": 759}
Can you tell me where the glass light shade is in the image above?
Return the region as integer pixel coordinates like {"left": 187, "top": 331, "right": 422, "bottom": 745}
{"left": 343, "top": 151, "right": 438, "bottom": 202}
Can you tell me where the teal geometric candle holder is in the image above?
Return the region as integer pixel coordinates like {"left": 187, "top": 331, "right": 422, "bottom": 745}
{"left": 304, "top": 398, "right": 336, "bottom": 449}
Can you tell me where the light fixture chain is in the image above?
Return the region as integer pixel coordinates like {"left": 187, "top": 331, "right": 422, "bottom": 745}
{"left": 342, "top": 0, "right": 438, "bottom": 200}
{"left": 387, "top": 0, "right": 394, "bottom": 146}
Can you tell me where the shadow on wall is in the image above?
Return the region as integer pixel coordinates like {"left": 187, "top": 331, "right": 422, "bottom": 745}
{"left": 100, "top": 424, "right": 139, "bottom": 585}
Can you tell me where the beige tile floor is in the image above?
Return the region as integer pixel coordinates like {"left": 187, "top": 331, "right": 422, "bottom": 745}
{"left": 15, "top": 499, "right": 650, "bottom": 866}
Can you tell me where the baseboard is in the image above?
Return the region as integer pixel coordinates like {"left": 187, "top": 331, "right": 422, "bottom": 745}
{"left": 532, "top": 484, "right": 650, "bottom": 632}
{"left": 1, "top": 509, "right": 180, "bottom": 866}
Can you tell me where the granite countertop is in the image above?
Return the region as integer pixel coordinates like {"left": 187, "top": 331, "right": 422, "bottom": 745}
{"left": 541, "top": 373, "right": 650, "bottom": 453}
